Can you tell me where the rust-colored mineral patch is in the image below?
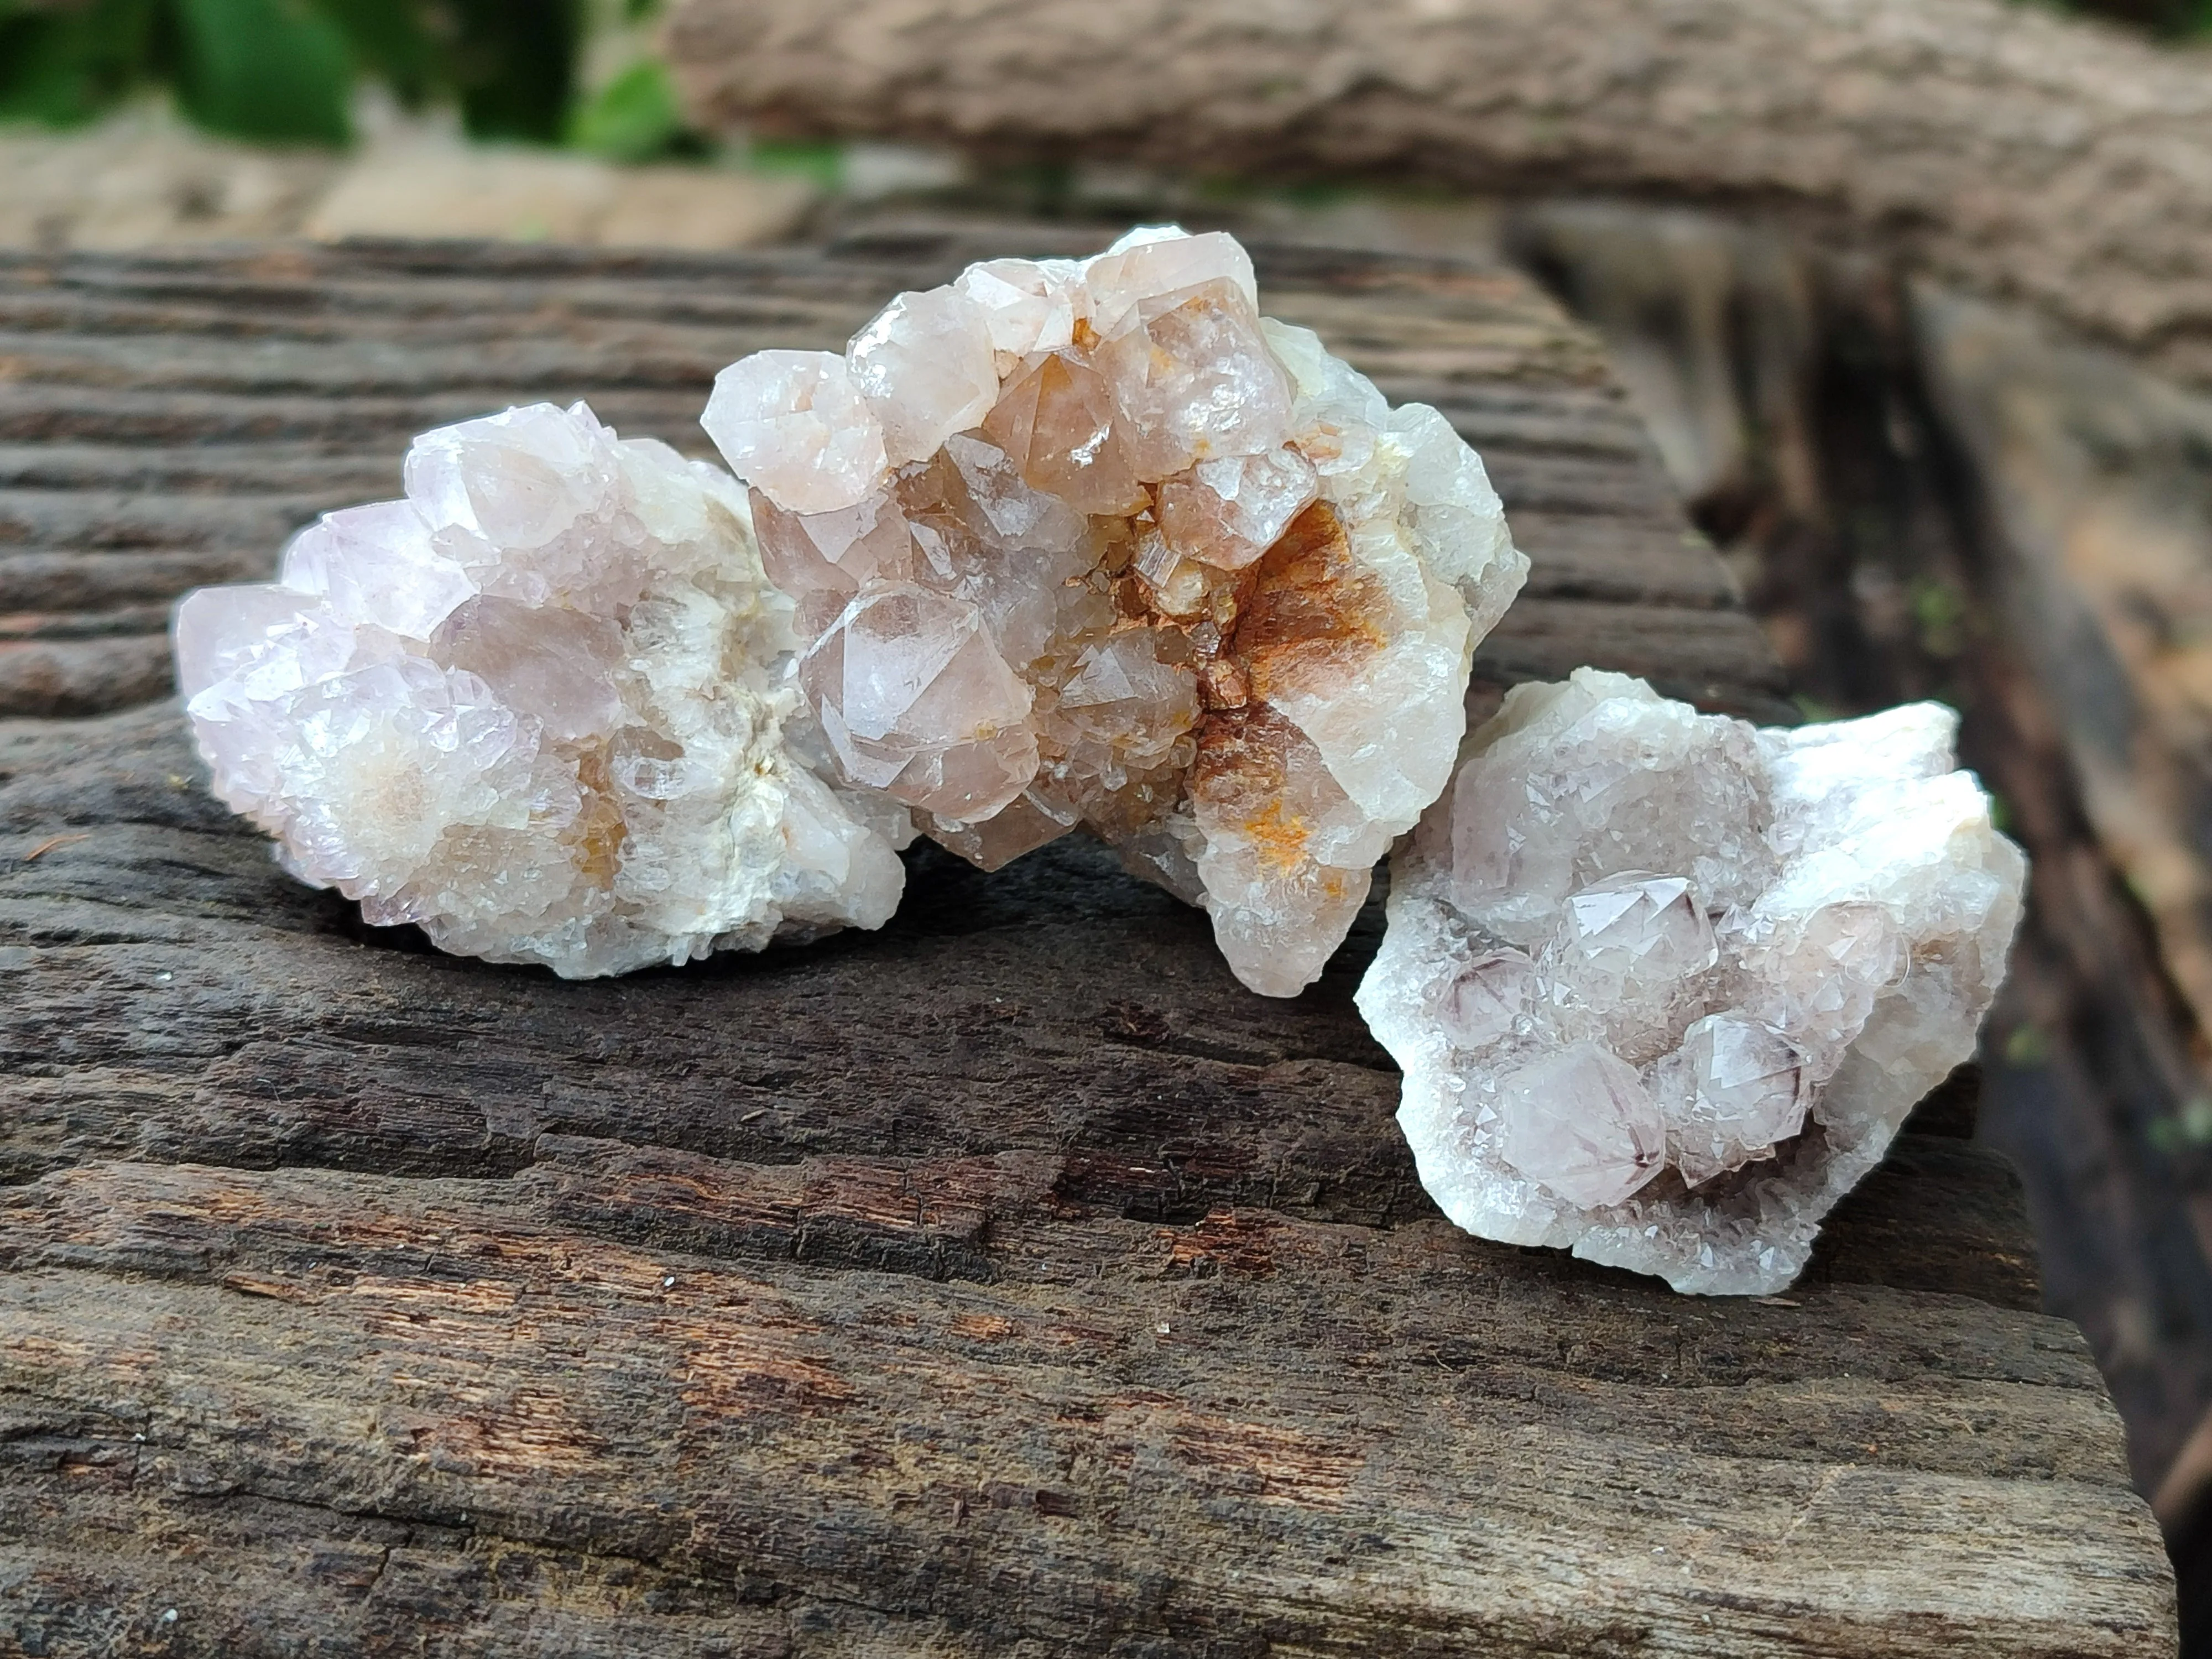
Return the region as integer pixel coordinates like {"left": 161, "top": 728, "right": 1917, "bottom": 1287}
{"left": 1190, "top": 705, "right": 1329, "bottom": 877}
{"left": 1233, "top": 500, "right": 1390, "bottom": 704}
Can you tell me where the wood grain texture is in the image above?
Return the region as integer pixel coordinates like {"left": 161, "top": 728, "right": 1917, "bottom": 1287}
{"left": 668, "top": 0, "right": 2212, "bottom": 390}
{"left": 0, "top": 232, "right": 1783, "bottom": 722}
{"left": 0, "top": 233, "right": 2174, "bottom": 1655}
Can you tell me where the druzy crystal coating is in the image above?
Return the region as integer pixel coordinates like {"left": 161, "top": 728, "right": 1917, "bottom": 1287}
{"left": 703, "top": 227, "right": 1529, "bottom": 996}
{"left": 1356, "top": 670, "right": 2026, "bottom": 1293}
{"left": 173, "top": 402, "right": 910, "bottom": 977}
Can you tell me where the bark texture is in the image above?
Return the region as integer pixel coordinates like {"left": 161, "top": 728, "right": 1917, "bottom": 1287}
{"left": 669, "top": 0, "right": 2212, "bottom": 389}
{"left": 0, "top": 233, "right": 2173, "bottom": 1655}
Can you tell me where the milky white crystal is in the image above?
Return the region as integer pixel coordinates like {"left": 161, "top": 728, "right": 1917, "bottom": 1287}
{"left": 173, "top": 401, "right": 910, "bottom": 977}
{"left": 703, "top": 227, "right": 1530, "bottom": 995}
{"left": 1355, "top": 670, "right": 2026, "bottom": 1294}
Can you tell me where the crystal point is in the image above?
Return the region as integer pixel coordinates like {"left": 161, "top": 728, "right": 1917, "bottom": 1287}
{"left": 849, "top": 286, "right": 1002, "bottom": 466}
{"left": 701, "top": 351, "right": 889, "bottom": 515}
{"left": 1496, "top": 1042, "right": 1667, "bottom": 1211}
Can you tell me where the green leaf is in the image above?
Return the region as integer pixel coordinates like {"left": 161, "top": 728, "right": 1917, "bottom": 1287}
{"left": 1790, "top": 692, "right": 1841, "bottom": 724}
{"left": 0, "top": 0, "right": 604, "bottom": 149}
{"left": 2003, "top": 1022, "right": 2053, "bottom": 1068}
{"left": 2030, "top": 0, "right": 2212, "bottom": 34}
{"left": 568, "top": 56, "right": 684, "bottom": 163}
{"left": 0, "top": 0, "right": 162, "bottom": 128}
{"left": 745, "top": 135, "right": 844, "bottom": 193}
{"left": 311, "top": 0, "right": 438, "bottom": 107}
{"left": 171, "top": 0, "right": 354, "bottom": 145}
{"left": 446, "top": 0, "right": 582, "bottom": 144}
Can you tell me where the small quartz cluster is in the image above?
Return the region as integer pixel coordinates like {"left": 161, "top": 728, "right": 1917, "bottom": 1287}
{"left": 174, "top": 402, "right": 910, "bottom": 977}
{"left": 1356, "top": 670, "right": 2025, "bottom": 1294}
{"left": 703, "top": 226, "right": 1527, "bottom": 995}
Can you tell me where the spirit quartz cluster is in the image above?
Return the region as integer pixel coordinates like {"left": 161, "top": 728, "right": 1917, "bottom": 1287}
{"left": 170, "top": 227, "right": 1522, "bottom": 994}
{"left": 168, "top": 227, "right": 2025, "bottom": 1293}
{"left": 703, "top": 227, "right": 1528, "bottom": 995}
{"left": 174, "top": 403, "right": 909, "bottom": 977}
{"left": 1356, "top": 670, "right": 2026, "bottom": 1294}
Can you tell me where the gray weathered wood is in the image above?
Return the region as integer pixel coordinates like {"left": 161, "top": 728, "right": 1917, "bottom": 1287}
{"left": 0, "top": 234, "right": 2176, "bottom": 1656}
{"left": 0, "top": 233, "right": 1784, "bottom": 722}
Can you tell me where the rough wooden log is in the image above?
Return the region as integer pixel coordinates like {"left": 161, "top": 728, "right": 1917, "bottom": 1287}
{"left": 667, "top": 0, "right": 2212, "bottom": 392}
{"left": 0, "top": 233, "right": 2176, "bottom": 1654}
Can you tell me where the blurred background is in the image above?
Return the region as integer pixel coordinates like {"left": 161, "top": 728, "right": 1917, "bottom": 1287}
{"left": 0, "top": 0, "right": 841, "bottom": 248}
{"left": 9, "top": 0, "right": 2212, "bottom": 1641}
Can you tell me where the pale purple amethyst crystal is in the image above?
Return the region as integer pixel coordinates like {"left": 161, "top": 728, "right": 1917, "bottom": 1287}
{"left": 174, "top": 401, "right": 910, "bottom": 976}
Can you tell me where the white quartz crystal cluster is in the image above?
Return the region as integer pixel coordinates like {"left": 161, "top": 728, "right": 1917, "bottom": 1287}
{"left": 173, "top": 402, "right": 910, "bottom": 977}
{"left": 165, "top": 228, "right": 2026, "bottom": 1296}
{"left": 1356, "top": 670, "right": 2025, "bottom": 1294}
{"left": 703, "top": 226, "right": 1527, "bottom": 995}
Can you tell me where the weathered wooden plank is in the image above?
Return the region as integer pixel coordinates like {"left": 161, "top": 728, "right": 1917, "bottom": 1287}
{"left": 0, "top": 232, "right": 2171, "bottom": 1655}
{"left": 0, "top": 703, "right": 2176, "bottom": 1655}
{"left": 0, "top": 635, "right": 174, "bottom": 721}
{"left": 0, "top": 234, "right": 1783, "bottom": 720}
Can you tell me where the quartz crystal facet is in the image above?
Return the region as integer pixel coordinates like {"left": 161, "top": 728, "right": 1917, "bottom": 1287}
{"left": 173, "top": 402, "right": 911, "bottom": 977}
{"left": 704, "top": 227, "right": 1529, "bottom": 996}
{"left": 1355, "top": 670, "right": 2026, "bottom": 1293}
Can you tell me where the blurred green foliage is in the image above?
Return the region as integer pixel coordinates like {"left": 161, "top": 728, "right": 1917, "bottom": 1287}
{"left": 2045, "top": 0, "right": 2212, "bottom": 34}
{"left": 0, "top": 0, "right": 617, "bottom": 147}
{"left": 566, "top": 53, "right": 697, "bottom": 163}
{"left": 175, "top": 0, "right": 354, "bottom": 144}
{"left": 742, "top": 135, "right": 844, "bottom": 191}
